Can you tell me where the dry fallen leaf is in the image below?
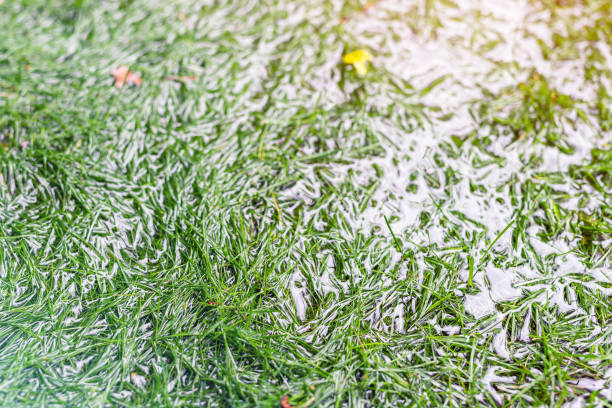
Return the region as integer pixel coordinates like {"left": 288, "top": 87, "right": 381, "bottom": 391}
{"left": 164, "top": 75, "right": 198, "bottom": 82}
{"left": 339, "top": 0, "right": 383, "bottom": 24}
{"left": 279, "top": 395, "right": 294, "bottom": 408}
{"left": 112, "top": 65, "right": 142, "bottom": 88}
{"left": 126, "top": 72, "right": 142, "bottom": 86}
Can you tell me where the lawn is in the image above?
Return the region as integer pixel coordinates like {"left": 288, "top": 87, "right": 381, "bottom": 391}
{"left": 0, "top": 0, "right": 611, "bottom": 406}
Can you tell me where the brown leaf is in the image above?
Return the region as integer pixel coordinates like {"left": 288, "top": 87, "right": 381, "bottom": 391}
{"left": 126, "top": 71, "right": 142, "bottom": 86}
{"left": 164, "top": 75, "right": 198, "bottom": 82}
{"left": 339, "top": 0, "right": 383, "bottom": 24}
{"left": 112, "top": 65, "right": 142, "bottom": 88}
{"left": 280, "top": 395, "right": 294, "bottom": 408}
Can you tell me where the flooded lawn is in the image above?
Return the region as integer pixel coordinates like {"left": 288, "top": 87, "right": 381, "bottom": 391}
{"left": 0, "top": 0, "right": 610, "bottom": 406}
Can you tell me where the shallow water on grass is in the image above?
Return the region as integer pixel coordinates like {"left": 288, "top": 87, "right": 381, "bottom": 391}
{"left": 277, "top": 0, "right": 612, "bottom": 402}
{"left": 282, "top": 1, "right": 609, "bottom": 304}
{"left": 1, "top": 0, "right": 611, "bottom": 405}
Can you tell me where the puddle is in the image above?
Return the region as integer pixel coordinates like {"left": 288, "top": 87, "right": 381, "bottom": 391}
{"left": 276, "top": 0, "right": 611, "bottom": 400}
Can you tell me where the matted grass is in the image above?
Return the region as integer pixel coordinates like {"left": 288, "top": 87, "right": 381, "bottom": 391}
{"left": 0, "top": 0, "right": 610, "bottom": 406}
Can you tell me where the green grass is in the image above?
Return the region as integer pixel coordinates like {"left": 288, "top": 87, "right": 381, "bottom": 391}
{"left": 0, "top": 0, "right": 611, "bottom": 406}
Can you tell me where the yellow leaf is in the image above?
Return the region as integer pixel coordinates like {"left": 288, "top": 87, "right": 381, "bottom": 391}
{"left": 354, "top": 61, "right": 367, "bottom": 76}
{"left": 342, "top": 49, "right": 372, "bottom": 76}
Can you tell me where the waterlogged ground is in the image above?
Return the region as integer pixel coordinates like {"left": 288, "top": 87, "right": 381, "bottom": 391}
{"left": 0, "top": 0, "right": 611, "bottom": 406}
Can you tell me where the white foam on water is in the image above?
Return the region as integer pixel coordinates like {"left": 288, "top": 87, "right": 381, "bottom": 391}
{"left": 289, "top": 271, "right": 308, "bottom": 321}
{"left": 493, "top": 327, "right": 510, "bottom": 360}
{"left": 480, "top": 366, "right": 516, "bottom": 405}
{"left": 519, "top": 307, "right": 532, "bottom": 342}
{"left": 130, "top": 372, "right": 147, "bottom": 389}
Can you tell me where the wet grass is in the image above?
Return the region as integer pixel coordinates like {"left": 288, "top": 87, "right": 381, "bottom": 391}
{"left": 0, "top": 0, "right": 611, "bottom": 407}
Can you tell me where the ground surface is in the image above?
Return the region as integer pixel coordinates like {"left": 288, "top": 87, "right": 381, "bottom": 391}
{"left": 0, "top": 0, "right": 611, "bottom": 406}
